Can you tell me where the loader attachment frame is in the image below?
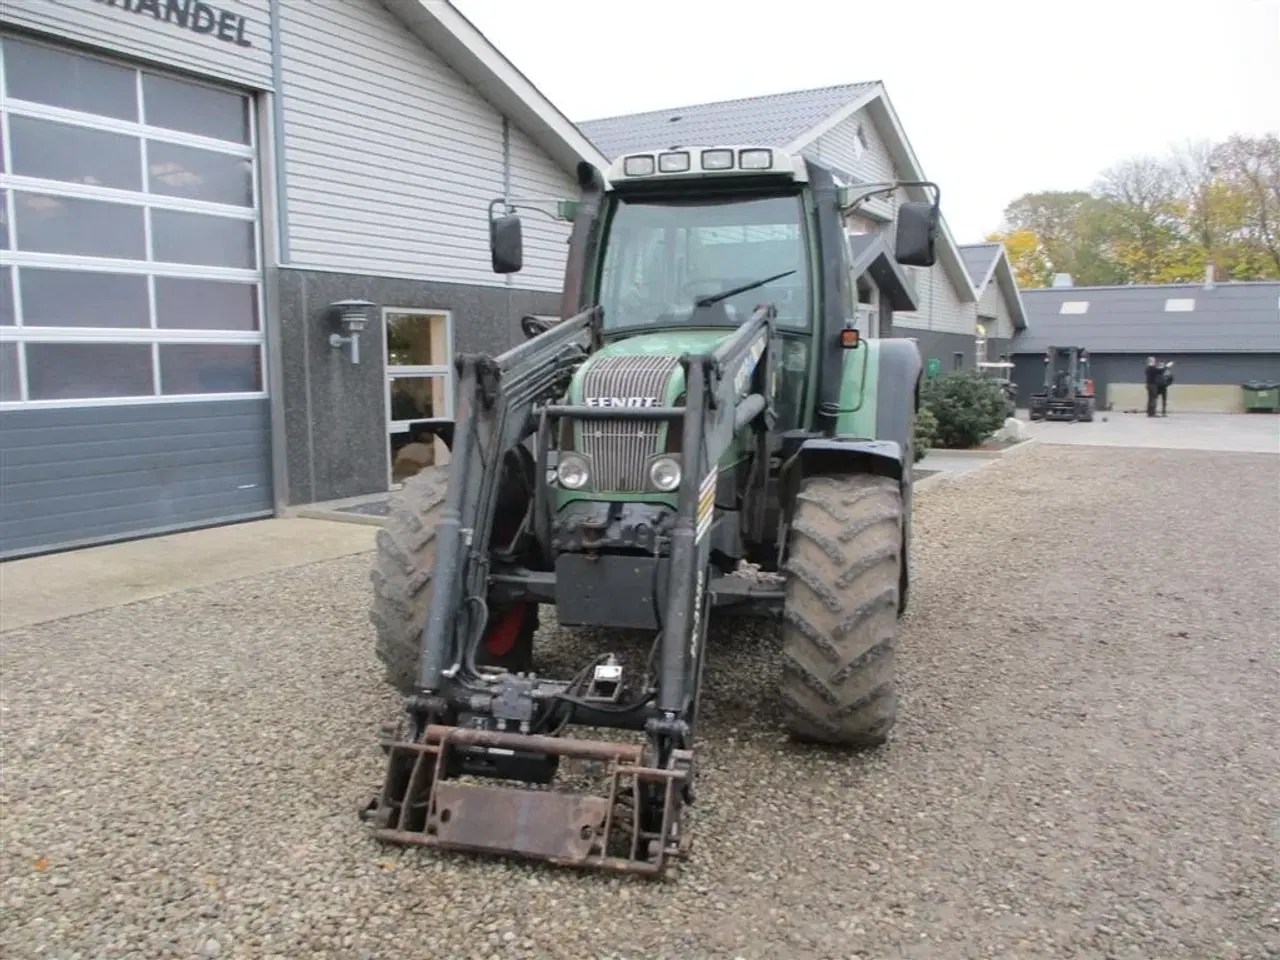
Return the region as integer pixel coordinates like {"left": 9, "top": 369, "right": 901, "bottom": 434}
{"left": 363, "top": 305, "right": 778, "bottom": 877}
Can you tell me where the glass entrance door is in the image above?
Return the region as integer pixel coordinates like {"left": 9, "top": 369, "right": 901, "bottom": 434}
{"left": 384, "top": 309, "right": 453, "bottom": 487}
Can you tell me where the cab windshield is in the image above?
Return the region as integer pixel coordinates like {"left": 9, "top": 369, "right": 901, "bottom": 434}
{"left": 595, "top": 193, "right": 810, "bottom": 331}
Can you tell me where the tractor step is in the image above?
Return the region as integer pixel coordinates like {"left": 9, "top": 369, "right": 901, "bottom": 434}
{"left": 361, "top": 725, "right": 692, "bottom": 877}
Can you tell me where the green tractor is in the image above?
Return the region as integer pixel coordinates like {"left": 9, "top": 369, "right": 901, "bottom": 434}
{"left": 361, "top": 145, "right": 942, "bottom": 876}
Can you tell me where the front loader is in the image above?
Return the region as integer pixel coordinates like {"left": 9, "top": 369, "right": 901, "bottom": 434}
{"left": 361, "top": 145, "right": 943, "bottom": 876}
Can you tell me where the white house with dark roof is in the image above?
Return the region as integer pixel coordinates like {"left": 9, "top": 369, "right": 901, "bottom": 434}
{"left": 1010, "top": 274, "right": 1280, "bottom": 413}
{"left": 578, "top": 82, "right": 982, "bottom": 373}
{"left": 0, "top": 0, "right": 607, "bottom": 558}
{"left": 958, "top": 242, "right": 1029, "bottom": 361}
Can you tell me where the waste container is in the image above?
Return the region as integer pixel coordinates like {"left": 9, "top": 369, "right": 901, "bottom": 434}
{"left": 1241, "top": 380, "right": 1280, "bottom": 412}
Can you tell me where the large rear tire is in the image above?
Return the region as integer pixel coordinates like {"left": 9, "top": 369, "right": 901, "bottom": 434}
{"left": 779, "top": 473, "right": 902, "bottom": 747}
{"left": 369, "top": 463, "right": 536, "bottom": 694}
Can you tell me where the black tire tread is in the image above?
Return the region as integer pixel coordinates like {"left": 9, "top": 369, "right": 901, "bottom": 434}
{"left": 779, "top": 473, "right": 903, "bottom": 747}
{"left": 369, "top": 466, "right": 449, "bottom": 694}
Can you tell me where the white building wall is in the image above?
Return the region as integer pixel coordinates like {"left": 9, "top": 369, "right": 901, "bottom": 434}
{"left": 801, "top": 106, "right": 974, "bottom": 336}
{"left": 979, "top": 276, "right": 1016, "bottom": 339}
{"left": 276, "top": 0, "right": 574, "bottom": 291}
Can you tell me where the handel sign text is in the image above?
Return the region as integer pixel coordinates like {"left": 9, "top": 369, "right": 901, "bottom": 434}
{"left": 90, "top": 0, "right": 254, "bottom": 49}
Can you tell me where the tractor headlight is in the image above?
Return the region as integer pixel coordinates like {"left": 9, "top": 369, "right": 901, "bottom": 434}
{"left": 649, "top": 456, "right": 682, "bottom": 492}
{"left": 557, "top": 454, "right": 590, "bottom": 490}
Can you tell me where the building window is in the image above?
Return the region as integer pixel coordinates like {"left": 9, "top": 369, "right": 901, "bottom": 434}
{"left": 0, "top": 35, "right": 264, "bottom": 410}
{"left": 952, "top": 352, "right": 964, "bottom": 371}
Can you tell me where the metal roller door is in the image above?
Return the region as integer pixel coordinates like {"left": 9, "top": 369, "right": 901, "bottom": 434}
{"left": 0, "top": 32, "right": 273, "bottom": 559}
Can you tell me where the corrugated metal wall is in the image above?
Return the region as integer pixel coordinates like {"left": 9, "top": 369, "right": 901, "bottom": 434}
{"left": 275, "top": 0, "right": 575, "bottom": 292}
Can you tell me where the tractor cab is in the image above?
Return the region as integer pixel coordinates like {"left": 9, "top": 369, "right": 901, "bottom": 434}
{"left": 1029, "top": 345, "right": 1095, "bottom": 422}
{"left": 492, "top": 146, "right": 935, "bottom": 442}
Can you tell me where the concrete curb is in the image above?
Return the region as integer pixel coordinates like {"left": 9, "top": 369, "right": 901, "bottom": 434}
{"left": 288, "top": 505, "right": 389, "bottom": 528}
{"left": 925, "top": 438, "right": 1041, "bottom": 460}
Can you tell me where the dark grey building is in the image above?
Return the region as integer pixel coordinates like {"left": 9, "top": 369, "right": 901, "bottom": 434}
{"left": 0, "top": 0, "right": 607, "bottom": 558}
{"left": 577, "top": 83, "right": 983, "bottom": 371}
{"left": 1010, "top": 275, "right": 1280, "bottom": 412}
{"left": 958, "top": 242, "right": 1028, "bottom": 361}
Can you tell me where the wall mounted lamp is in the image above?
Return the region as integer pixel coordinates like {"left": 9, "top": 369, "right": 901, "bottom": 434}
{"left": 328, "top": 299, "right": 376, "bottom": 364}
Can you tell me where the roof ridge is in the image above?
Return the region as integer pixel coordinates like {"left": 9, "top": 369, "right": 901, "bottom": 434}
{"left": 576, "top": 80, "right": 879, "bottom": 125}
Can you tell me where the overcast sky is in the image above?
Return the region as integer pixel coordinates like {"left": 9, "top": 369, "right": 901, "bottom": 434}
{"left": 452, "top": 0, "right": 1280, "bottom": 243}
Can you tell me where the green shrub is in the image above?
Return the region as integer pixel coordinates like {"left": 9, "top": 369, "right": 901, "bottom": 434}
{"left": 920, "top": 371, "right": 1008, "bottom": 450}
{"left": 913, "top": 406, "right": 938, "bottom": 463}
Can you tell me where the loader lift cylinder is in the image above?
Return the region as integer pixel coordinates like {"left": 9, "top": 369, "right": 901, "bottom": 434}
{"left": 656, "top": 353, "right": 708, "bottom": 722}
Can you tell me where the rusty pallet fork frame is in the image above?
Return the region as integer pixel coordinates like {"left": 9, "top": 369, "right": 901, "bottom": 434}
{"left": 367, "top": 727, "right": 692, "bottom": 874}
{"left": 362, "top": 305, "right": 778, "bottom": 877}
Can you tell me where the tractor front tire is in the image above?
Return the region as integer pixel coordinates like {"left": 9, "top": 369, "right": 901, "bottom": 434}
{"left": 369, "top": 464, "right": 535, "bottom": 694}
{"left": 779, "top": 473, "right": 902, "bottom": 748}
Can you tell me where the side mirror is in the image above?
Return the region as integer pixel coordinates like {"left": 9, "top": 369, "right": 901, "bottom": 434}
{"left": 490, "top": 214, "right": 524, "bottom": 274}
{"left": 895, "top": 201, "right": 939, "bottom": 268}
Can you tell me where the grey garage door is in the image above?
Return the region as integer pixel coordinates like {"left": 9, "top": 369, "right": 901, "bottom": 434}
{"left": 0, "top": 33, "right": 272, "bottom": 559}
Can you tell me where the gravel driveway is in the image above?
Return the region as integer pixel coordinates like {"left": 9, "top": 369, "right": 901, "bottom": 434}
{"left": 2, "top": 446, "right": 1277, "bottom": 960}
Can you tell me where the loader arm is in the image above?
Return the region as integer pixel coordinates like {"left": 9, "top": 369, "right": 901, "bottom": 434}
{"left": 414, "top": 307, "right": 600, "bottom": 703}
{"left": 364, "top": 305, "right": 778, "bottom": 876}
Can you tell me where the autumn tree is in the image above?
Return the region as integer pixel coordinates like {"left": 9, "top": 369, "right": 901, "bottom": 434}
{"left": 1212, "top": 133, "right": 1280, "bottom": 275}
{"left": 985, "top": 228, "right": 1053, "bottom": 287}
{"left": 989, "top": 134, "right": 1280, "bottom": 288}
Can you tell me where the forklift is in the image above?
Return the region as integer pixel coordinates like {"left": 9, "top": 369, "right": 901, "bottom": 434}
{"left": 1029, "top": 346, "right": 1095, "bottom": 422}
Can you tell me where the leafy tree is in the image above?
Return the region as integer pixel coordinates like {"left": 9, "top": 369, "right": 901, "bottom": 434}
{"left": 986, "top": 228, "right": 1054, "bottom": 287}
{"left": 1213, "top": 133, "right": 1280, "bottom": 275}
{"left": 990, "top": 133, "right": 1280, "bottom": 287}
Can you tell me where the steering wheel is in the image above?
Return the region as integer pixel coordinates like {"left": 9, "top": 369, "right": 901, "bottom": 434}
{"left": 520, "top": 315, "right": 556, "bottom": 339}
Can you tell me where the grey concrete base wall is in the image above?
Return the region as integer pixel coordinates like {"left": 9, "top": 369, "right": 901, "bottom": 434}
{"left": 1012, "top": 351, "right": 1280, "bottom": 409}
{"left": 887, "top": 325, "right": 977, "bottom": 373}
{"left": 0, "top": 399, "right": 273, "bottom": 560}
{"left": 277, "top": 268, "right": 560, "bottom": 506}
{"left": 986, "top": 337, "right": 1013, "bottom": 362}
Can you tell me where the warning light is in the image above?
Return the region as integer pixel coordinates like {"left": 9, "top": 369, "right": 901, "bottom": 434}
{"left": 840, "top": 327, "right": 861, "bottom": 349}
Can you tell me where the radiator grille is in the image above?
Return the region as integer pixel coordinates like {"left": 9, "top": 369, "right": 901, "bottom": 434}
{"left": 576, "top": 355, "right": 682, "bottom": 492}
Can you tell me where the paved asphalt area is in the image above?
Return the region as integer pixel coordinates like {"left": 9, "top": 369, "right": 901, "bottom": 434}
{"left": 1, "top": 445, "right": 1277, "bottom": 960}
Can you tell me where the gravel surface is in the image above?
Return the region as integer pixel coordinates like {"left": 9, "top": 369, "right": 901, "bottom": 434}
{"left": 2, "top": 446, "right": 1277, "bottom": 960}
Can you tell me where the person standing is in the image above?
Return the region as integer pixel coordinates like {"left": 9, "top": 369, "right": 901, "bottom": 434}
{"left": 1145, "top": 356, "right": 1163, "bottom": 417}
{"left": 1157, "top": 361, "right": 1175, "bottom": 416}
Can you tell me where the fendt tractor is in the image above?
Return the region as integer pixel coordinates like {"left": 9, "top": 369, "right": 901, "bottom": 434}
{"left": 360, "top": 144, "right": 943, "bottom": 877}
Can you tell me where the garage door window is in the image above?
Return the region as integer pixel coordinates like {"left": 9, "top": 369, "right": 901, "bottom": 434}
{"left": 0, "top": 35, "right": 263, "bottom": 409}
